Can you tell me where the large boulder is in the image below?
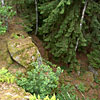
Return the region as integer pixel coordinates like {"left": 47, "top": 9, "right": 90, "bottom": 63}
{"left": 7, "top": 33, "right": 42, "bottom": 68}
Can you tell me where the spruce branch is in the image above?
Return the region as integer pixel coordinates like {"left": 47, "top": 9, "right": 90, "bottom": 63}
{"left": 35, "top": 0, "right": 38, "bottom": 35}
{"left": 75, "top": 0, "right": 88, "bottom": 51}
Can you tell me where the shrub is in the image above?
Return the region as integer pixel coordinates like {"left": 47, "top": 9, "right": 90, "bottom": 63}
{"left": 16, "top": 62, "right": 62, "bottom": 98}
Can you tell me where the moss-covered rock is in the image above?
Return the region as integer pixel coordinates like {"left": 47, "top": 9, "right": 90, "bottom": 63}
{"left": 7, "top": 33, "right": 42, "bottom": 68}
{"left": 0, "top": 83, "right": 32, "bottom": 100}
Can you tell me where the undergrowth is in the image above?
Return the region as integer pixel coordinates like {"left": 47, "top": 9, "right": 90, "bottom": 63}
{"left": 0, "top": 67, "right": 15, "bottom": 84}
{"left": 16, "top": 62, "right": 62, "bottom": 98}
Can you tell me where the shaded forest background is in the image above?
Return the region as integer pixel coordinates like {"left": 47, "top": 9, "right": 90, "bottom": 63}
{"left": 0, "top": 0, "right": 100, "bottom": 71}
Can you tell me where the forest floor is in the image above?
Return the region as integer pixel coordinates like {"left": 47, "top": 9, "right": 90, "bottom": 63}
{"left": 0, "top": 16, "right": 100, "bottom": 100}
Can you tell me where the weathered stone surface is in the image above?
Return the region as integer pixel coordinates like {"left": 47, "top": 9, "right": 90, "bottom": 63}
{"left": 0, "top": 83, "right": 32, "bottom": 100}
{"left": 7, "top": 33, "right": 42, "bottom": 68}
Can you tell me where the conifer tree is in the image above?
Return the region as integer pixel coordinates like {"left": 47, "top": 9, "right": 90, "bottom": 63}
{"left": 39, "top": 0, "right": 87, "bottom": 69}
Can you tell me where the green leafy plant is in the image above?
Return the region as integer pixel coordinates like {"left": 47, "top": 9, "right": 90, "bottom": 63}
{"left": 0, "top": 67, "right": 15, "bottom": 84}
{"left": 0, "top": 2, "right": 16, "bottom": 35}
{"left": 16, "top": 62, "right": 62, "bottom": 98}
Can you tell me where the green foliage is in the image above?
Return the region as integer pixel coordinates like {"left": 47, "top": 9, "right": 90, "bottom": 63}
{"left": 0, "top": 2, "right": 16, "bottom": 35}
{"left": 57, "top": 84, "right": 79, "bottom": 100}
{"left": 0, "top": 67, "right": 15, "bottom": 84}
{"left": 87, "top": 47, "right": 100, "bottom": 69}
{"left": 16, "top": 62, "right": 62, "bottom": 98}
{"left": 84, "top": 1, "right": 100, "bottom": 47}
{"left": 29, "top": 94, "right": 59, "bottom": 100}
{"left": 39, "top": 0, "right": 87, "bottom": 69}
{"left": 85, "top": 1, "right": 100, "bottom": 69}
